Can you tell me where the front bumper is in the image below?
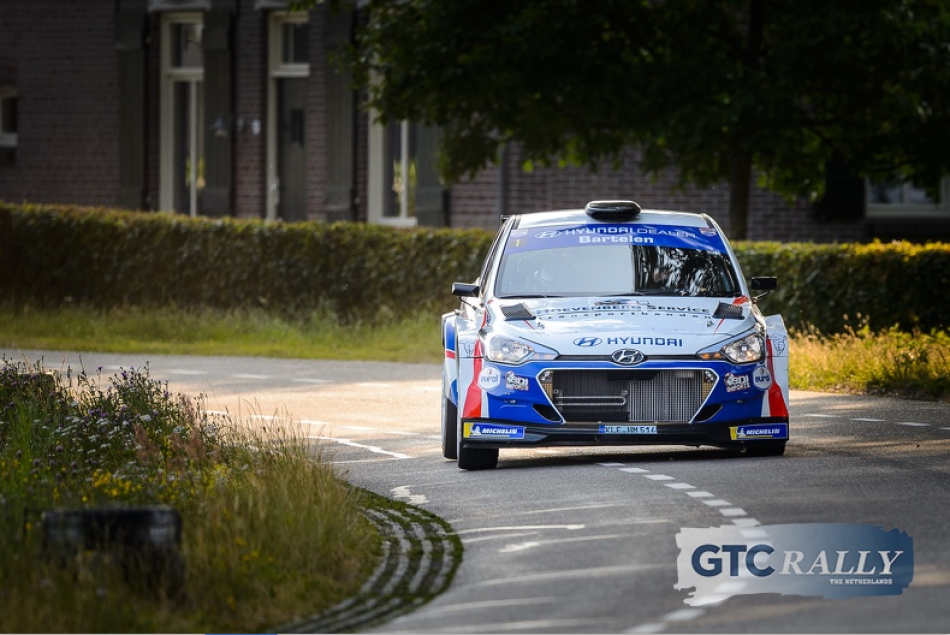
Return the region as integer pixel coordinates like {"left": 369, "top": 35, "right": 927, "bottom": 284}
{"left": 460, "top": 417, "right": 789, "bottom": 450}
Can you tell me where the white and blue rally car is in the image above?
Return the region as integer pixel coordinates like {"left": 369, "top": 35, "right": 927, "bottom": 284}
{"left": 441, "top": 201, "right": 790, "bottom": 470}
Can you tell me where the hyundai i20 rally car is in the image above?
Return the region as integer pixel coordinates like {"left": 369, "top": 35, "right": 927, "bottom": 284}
{"left": 441, "top": 201, "right": 789, "bottom": 470}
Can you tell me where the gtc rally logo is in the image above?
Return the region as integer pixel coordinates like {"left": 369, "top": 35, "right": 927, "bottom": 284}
{"left": 675, "top": 524, "right": 914, "bottom": 605}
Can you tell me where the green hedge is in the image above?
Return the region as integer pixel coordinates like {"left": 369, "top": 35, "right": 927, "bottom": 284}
{"left": 0, "top": 202, "right": 492, "bottom": 322}
{"left": 2, "top": 202, "right": 949, "bottom": 332}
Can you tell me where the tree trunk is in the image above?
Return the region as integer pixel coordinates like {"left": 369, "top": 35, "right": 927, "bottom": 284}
{"left": 729, "top": 148, "right": 752, "bottom": 240}
{"left": 728, "top": 0, "right": 765, "bottom": 241}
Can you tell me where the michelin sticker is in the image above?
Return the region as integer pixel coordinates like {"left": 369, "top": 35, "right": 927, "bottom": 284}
{"left": 477, "top": 367, "right": 501, "bottom": 391}
{"left": 464, "top": 423, "right": 525, "bottom": 440}
{"left": 730, "top": 424, "right": 789, "bottom": 440}
{"left": 753, "top": 366, "right": 773, "bottom": 390}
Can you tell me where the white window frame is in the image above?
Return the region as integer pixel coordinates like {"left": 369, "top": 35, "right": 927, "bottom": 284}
{"left": 866, "top": 176, "right": 950, "bottom": 219}
{"left": 159, "top": 12, "right": 204, "bottom": 215}
{"left": 266, "top": 10, "right": 311, "bottom": 221}
{"left": 368, "top": 115, "right": 418, "bottom": 227}
{"left": 0, "top": 86, "right": 17, "bottom": 149}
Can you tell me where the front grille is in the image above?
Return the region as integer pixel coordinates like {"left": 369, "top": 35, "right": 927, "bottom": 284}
{"left": 544, "top": 369, "right": 715, "bottom": 424}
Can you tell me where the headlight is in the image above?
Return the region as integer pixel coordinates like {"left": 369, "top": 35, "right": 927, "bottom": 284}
{"left": 483, "top": 334, "right": 558, "bottom": 365}
{"left": 720, "top": 332, "right": 765, "bottom": 364}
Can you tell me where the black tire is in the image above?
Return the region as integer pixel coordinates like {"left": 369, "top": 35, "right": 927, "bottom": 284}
{"left": 743, "top": 441, "right": 787, "bottom": 457}
{"left": 457, "top": 444, "right": 499, "bottom": 470}
{"left": 441, "top": 393, "right": 458, "bottom": 460}
{"left": 456, "top": 413, "right": 499, "bottom": 469}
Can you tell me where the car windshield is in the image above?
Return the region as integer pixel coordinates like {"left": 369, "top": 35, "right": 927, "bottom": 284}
{"left": 496, "top": 242, "right": 740, "bottom": 298}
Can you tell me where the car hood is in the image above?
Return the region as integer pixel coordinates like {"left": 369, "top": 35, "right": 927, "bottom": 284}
{"left": 489, "top": 296, "right": 758, "bottom": 356}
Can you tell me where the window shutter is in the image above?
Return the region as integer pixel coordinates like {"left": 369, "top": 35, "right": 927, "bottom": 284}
{"left": 415, "top": 124, "right": 446, "bottom": 227}
{"left": 115, "top": 8, "right": 146, "bottom": 210}
{"left": 323, "top": 10, "right": 354, "bottom": 222}
{"left": 202, "top": 8, "right": 233, "bottom": 217}
{"left": 814, "top": 156, "right": 865, "bottom": 222}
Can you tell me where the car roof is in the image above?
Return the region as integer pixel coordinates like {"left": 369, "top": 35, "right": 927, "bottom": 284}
{"left": 513, "top": 208, "right": 714, "bottom": 229}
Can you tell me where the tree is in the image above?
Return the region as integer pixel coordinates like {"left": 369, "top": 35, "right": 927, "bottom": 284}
{"left": 325, "top": 0, "right": 950, "bottom": 238}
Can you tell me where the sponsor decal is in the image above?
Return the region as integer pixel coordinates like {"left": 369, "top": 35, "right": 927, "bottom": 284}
{"left": 579, "top": 235, "right": 654, "bottom": 245}
{"left": 510, "top": 229, "right": 528, "bottom": 237}
{"left": 700, "top": 227, "right": 718, "bottom": 236}
{"left": 599, "top": 425, "right": 658, "bottom": 434}
{"left": 675, "top": 523, "right": 914, "bottom": 604}
{"left": 535, "top": 303, "right": 711, "bottom": 317}
{"left": 607, "top": 336, "right": 684, "bottom": 347}
{"left": 770, "top": 333, "right": 789, "bottom": 356}
{"left": 464, "top": 423, "right": 525, "bottom": 439}
{"left": 574, "top": 337, "right": 603, "bottom": 347}
{"left": 505, "top": 371, "right": 530, "bottom": 392}
{"left": 729, "top": 423, "right": 788, "bottom": 440}
{"left": 724, "top": 373, "right": 751, "bottom": 393}
{"left": 477, "top": 367, "right": 501, "bottom": 391}
{"left": 753, "top": 365, "right": 773, "bottom": 390}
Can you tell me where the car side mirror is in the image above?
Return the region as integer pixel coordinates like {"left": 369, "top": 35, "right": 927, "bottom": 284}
{"left": 750, "top": 277, "right": 777, "bottom": 291}
{"left": 452, "top": 282, "right": 480, "bottom": 298}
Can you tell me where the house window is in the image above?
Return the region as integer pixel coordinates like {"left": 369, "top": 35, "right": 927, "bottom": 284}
{"left": 159, "top": 13, "right": 205, "bottom": 216}
{"left": 0, "top": 87, "right": 17, "bottom": 150}
{"left": 867, "top": 177, "right": 950, "bottom": 218}
{"left": 368, "top": 118, "right": 419, "bottom": 226}
{"left": 266, "top": 11, "right": 310, "bottom": 221}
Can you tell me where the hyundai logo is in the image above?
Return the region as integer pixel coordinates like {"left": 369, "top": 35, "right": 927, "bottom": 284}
{"left": 611, "top": 349, "right": 645, "bottom": 365}
{"left": 573, "top": 337, "right": 603, "bottom": 347}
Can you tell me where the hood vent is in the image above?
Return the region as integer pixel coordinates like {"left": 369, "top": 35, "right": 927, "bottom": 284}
{"left": 501, "top": 303, "right": 535, "bottom": 321}
{"left": 713, "top": 302, "right": 745, "bottom": 320}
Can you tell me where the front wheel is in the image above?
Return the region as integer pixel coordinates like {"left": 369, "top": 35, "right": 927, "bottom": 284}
{"left": 441, "top": 393, "right": 458, "bottom": 460}
{"left": 457, "top": 444, "right": 499, "bottom": 470}
{"left": 741, "top": 441, "right": 787, "bottom": 457}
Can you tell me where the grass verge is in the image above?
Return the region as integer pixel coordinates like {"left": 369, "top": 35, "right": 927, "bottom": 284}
{"left": 1, "top": 305, "right": 949, "bottom": 401}
{"left": 0, "top": 359, "right": 378, "bottom": 632}
{"left": 0, "top": 305, "right": 444, "bottom": 364}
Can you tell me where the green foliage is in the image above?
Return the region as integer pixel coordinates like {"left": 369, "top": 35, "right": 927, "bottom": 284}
{"left": 327, "top": 0, "right": 950, "bottom": 236}
{"left": 0, "top": 202, "right": 492, "bottom": 323}
{"left": 4, "top": 202, "right": 950, "bottom": 334}
{"left": 735, "top": 240, "right": 950, "bottom": 332}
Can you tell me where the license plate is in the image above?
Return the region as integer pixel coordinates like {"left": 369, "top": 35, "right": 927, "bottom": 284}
{"left": 599, "top": 425, "right": 658, "bottom": 434}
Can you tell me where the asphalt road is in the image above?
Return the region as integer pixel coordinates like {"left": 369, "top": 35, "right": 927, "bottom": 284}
{"left": 5, "top": 349, "right": 949, "bottom": 633}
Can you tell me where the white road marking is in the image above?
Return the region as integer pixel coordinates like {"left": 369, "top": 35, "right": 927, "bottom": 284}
{"left": 391, "top": 485, "right": 429, "bottom": 505}
{"left": 719, "top": 507, "right": 748, "bottom": 517}
{"left": 625, "top": 623, "right": 667, "bottom": 634}
{"left": 663, "top": 608, "right": 707, "bottom": 621}
{"left": 456, "top": 524, "right": 585, "bottom": 535}
{"left": 598, "top": 462, "right": 627, "bottom": 467}
{"left": 498, "top": 533, "right": 627, "bottom": 554}
{"left": 851, "top": 417, "right": 885, "bottom": 422}
{"left": 307, "top": 435, "right": 411, "bottom": 459}
{"left": 338, "top": 425, "right": 421, "bottom": 436}
{"left": 686, "top": 491, "right": 714, "bottom": 498}
{"left": 664, "top": 482, "right": 695, "bottom": 490}
{"left": 895, "top": 421, "right": 931, "bottom": 427}
{"left": 644, "top": 474, "right": 676, "bottom": 481}
{"left": 701, "top": 499, "right": 732, "bottom": 507}
{"left": 803, "top": 413, "right": 837, "bottom": 418}
{"left": 394, "top": 596, "right": 558, "bottom": 616}
{"left": 292, "top": 378, "right": 332, "bottom": 384}
{"left": 731, "top": 518, "right": 762, "bottom": 527}
{"left": 462, "top": 532, "right": 540, "bottom": 544}
{"left": 619, "top": 467, "right": 650, "bottom": 473}
{"left": 232, "top": 373, "right": 270, "bottom": 379}
{"left": 477, "top": 564, "right": 659, "bottom": 587}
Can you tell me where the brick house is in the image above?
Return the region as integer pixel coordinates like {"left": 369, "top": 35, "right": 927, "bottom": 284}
{"left": 1, "top": 0, "right": 948, "bottom": 242}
